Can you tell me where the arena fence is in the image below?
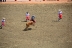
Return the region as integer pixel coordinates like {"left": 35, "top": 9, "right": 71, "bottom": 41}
{"left": 0, "top": 0, "right": 72, "bottom": 2}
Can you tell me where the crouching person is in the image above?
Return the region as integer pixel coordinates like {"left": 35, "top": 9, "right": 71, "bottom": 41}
{"left": 24, "top": 16, "right": 36, "bottom": 31}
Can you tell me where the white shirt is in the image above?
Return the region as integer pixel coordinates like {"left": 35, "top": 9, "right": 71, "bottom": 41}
{"left": 26, "top": 13, "right": 30, "bottom": 16}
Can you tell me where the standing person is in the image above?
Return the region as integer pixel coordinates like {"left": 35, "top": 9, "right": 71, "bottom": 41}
{"left": 25, "top": 12, "right": 30, "bottom": 22}
{"left": 24, "top": 16, "right": 36, "bottom": 31}
{"left": 0, "top": 18, "right": 5, "bottom": 29}
{"left": 58, "top": 9, "right": 62, "bottom": 21}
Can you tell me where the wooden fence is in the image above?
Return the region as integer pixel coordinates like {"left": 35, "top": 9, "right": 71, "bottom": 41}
{"left": 0, "top": 0, "right": 72, "bottom": 2}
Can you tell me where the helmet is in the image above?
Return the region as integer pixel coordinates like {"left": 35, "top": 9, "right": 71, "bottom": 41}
{"left": 31, "top": 15, "right": 35, "bottom": 20}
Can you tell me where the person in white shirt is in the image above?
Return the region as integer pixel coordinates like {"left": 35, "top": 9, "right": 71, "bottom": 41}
{"left": 25, "top": 12, "right": 30, "bottom": 22}
{"left": 1, "top": 18, "right": 5, "bottom": 26}
{"left": 0, "top": 18, "right": 5, "bottom": 29}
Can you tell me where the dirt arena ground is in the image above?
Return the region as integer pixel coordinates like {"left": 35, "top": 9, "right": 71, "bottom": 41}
{"left": 0, "top": 2, "right": 72, "bottom": 48}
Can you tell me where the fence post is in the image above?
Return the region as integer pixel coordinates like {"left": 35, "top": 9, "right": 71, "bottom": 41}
{"left": 57, "top": 0, "right": 59, "bottom": 1}
{"left": 43, "top": 0, "right": 45, "bottom": 1}
{"left": 29, "top": 0, "right": 31, "bottom": 1}
{"left": 15, "top": 0, "right": 17, "bottom": 1}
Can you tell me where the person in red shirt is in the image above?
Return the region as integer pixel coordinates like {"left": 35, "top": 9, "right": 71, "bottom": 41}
{"left": 58, "top": 9, "right": 62, "bottom": 21}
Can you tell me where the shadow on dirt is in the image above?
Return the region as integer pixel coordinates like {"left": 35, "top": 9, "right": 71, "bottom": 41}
{"left": 23, "top": 28, "right": 32, "bottom": 31}
{"left": 21, "top": 21, "right": 27, "bottom": 22}
{"left": 52, "top": 20, "right": 59, "bottom": 22}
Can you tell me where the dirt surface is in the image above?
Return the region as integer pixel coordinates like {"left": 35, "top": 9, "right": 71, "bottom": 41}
{"left": 0, "top": 2, "right": 72, "bottom": 48}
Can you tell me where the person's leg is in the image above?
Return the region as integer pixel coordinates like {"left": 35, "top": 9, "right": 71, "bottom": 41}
{"left": 58, "top": 17, "right": 60, "bottom": 21}
{"left": 26, "top": 16, "right": 28, "bottom": 22}
{"left": 2, "top": 22, "right": 5, "bottom": 26}
{"left": 58, "top": 14, "right": 62, "bottom": 21}
{"left": 26, "top": 16, "right": 30, "bottom": 21}
{"left": 28, "top": 16, "right": 30, "bottom": 20}
{"left": 58, "top": 15, "right": 61, "bottom": 21}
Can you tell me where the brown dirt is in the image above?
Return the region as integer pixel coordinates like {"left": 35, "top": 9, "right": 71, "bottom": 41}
{"left": 0, "top": 3, "right": 72, "bottom": 48}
